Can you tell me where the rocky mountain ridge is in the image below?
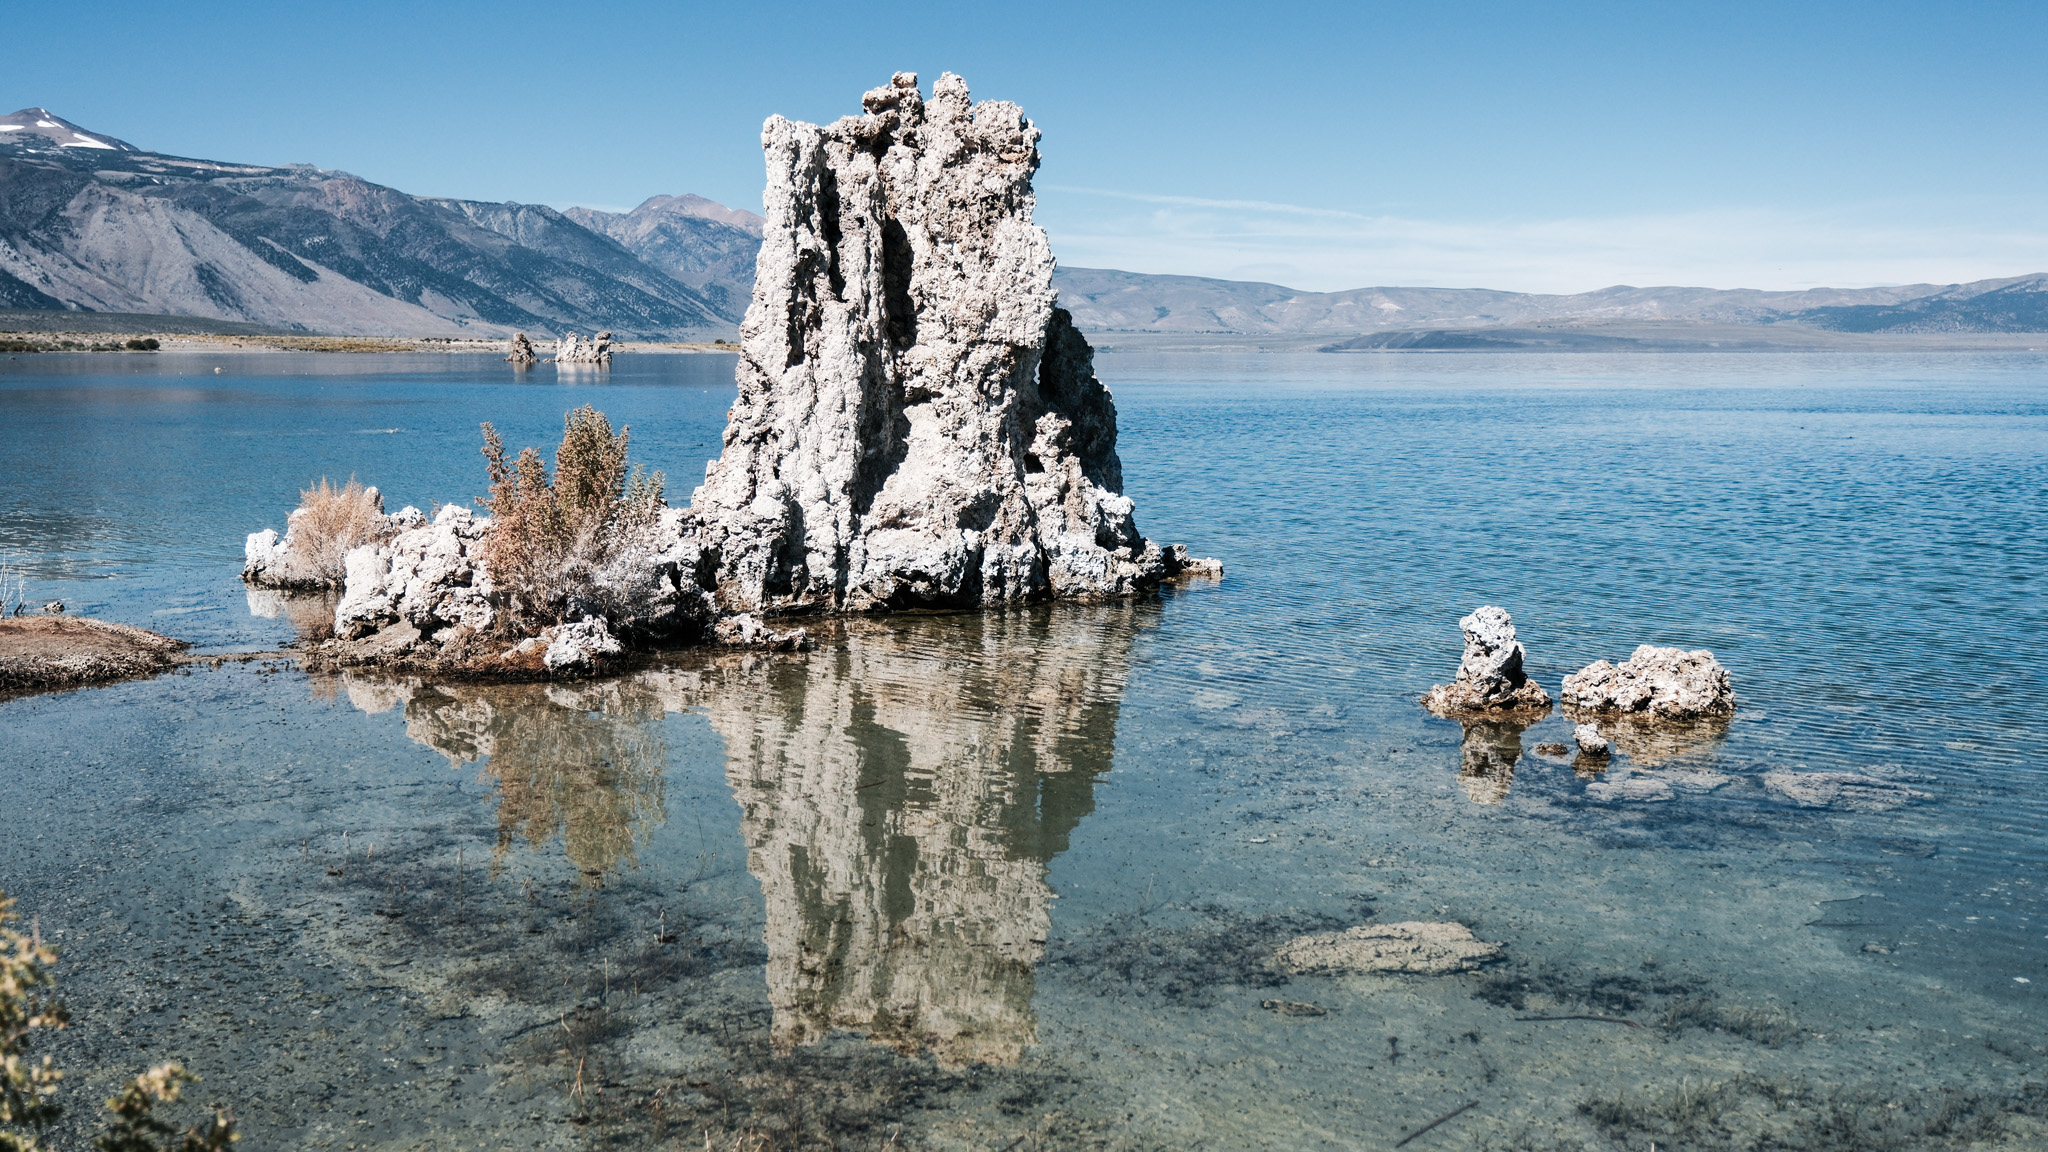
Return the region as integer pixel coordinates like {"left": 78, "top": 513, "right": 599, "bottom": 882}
{"left": 0, "top": 108, "right": 731, "bottom": 337}
{"left": 5, "top": 106, "right": 2042, "bottom": 342}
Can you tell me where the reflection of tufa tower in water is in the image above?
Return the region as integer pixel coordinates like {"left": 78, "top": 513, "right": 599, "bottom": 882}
{"left": 704, "top": 607, "right": 1142, "bottom": 1067}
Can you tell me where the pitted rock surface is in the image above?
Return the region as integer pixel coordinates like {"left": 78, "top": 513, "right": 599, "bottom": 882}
{"left": 1422, "top": 605, "right": 1552, "bottom": 714}
{"left": 689, "top": 72, "right": 1192, "bottom": 614}
{"left": 334, "top": 504, "right": 496, "bottom": 643}
{"left": 1562, "top": 644, "right": 1735, "bottom": 720}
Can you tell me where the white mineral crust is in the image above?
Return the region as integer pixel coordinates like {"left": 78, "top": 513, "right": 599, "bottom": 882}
{"left": 688, "top": 72, "right": 1190, "bottom": 614}
{"left": 334, "top": 504, "right": 495, "bottom": 641}
{"left": 1562, "top": 644, "right": 1735, "bottom": 719}
{"left": 1422, "top": 605, "right": 1552, "bottom": 713}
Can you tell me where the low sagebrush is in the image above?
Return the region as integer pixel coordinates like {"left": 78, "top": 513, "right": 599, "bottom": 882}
{"left": 279, "top": 477, "right": 388, "bottom": 587}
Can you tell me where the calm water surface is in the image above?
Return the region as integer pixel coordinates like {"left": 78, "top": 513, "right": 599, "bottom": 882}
{"left": 2, "top": 350, "right": 2046, "bottom": 1150}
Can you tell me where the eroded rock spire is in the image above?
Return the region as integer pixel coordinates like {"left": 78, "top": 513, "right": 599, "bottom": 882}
{"left": 690, "top": 72, "right": 1199, "bottom": 613}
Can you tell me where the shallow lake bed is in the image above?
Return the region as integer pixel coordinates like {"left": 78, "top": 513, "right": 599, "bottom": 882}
{"left": 3, "top": 350, "right": 2045, "bottom": 1149}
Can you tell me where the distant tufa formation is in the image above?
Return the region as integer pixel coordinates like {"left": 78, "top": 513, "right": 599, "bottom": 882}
{"left": 506, "top": 333, "right": 538, "bottom": 364}
{"left": 553, "top": 331, "right": 613, "bottom": 365}
{"left": 690, "top": 71, "right": 1213, "bottom": 613}
{"left": 241, "top": 74, "right": 1216, "bottom": 674}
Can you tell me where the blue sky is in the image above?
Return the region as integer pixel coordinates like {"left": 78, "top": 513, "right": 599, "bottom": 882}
{"left": 8, "top": 0, "right": 2044, "bottom": 292}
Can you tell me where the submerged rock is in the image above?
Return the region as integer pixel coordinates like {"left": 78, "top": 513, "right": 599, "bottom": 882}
{"left": 553, "top": 331, "right": 612, "bottom": 365}
{"left": 506, "top": 332, "right": 538, "bottom": 365}
{"left": 1275, "top": 922, "right": 1501, "bottom": 976}
{"left": 1423, "top": 606, "right": 1552, "bottom": 715}
{"left": 1762, "top": 770, "right": 1929, "bottom": 811}
{"left": 688, "top": 71, "right": 1209, "bottom": 614}
{"left": 1562, "top": 644, "right": 1734, "bottom": 720}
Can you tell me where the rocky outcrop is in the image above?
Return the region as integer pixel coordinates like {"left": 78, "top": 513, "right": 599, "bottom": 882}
{"left": 687, "top": 72, "right": 1208, "bottom": 615}
{"left": 1422, "top": 606, "right": 1551, "bottom": 715}
{"left": 553, "top": 331, "right": 612, "bottom": 364}
{"left": 243, "top": 489, "right": 424, "bottom": 589}
{"left": 334, "top": 504, "right": 497, "bottom": 644}
{"left": 1275, "top": 922, "right": 1502, "bottom": 976}
{"left": 1562, "top": 645, "right": 1734, "bottom": 720}
{"left": 506, "top": 332, "right": 538, "bottom": 364}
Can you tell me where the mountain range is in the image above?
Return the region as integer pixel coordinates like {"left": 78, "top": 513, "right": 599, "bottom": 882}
{"left": 3, "top": 106, "right": 2044, "bottom": 344}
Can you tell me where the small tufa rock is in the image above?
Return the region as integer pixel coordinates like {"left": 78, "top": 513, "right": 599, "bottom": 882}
{"left": 40, "top": 601, "right": 63, "bottom": 615}
{"left": 1562, "top": 644, "right": 1735, "bottom": 720}
{"left": 542, "top": 619, "right": 623, "bottom": 674}
{"left": 506, "top": 332, "right": 538, "bottom": 365}
{"left": 1573, "top": 722, "right": 1610, "bottom": 758}
{"left": 713, "top": 612, "right": 812, "bottom": 651}
{"left": 1275, "top": 922, "right": 1502, "bottom": 976}
{"left": 1423, "top": 605, "right": 1551, "bottom": 715}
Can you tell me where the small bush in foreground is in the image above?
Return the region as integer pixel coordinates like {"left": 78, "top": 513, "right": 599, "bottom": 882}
{"left": 1, "top": 890, "right": 236, "bottom": 1152}
{"left": 480, "top": 405, "right": 664, "bottom": 632}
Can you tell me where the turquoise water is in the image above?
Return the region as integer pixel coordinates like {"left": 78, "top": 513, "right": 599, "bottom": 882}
{"left": 2, "top": 350, "right": 2046, "bottom": 1150}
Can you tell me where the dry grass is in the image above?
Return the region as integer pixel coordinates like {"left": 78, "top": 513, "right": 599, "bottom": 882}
{"left": 279, "top": 477, "right": 390, "bottom": 587}
{"left": 480, "top": 405, "right": 664, "bottom": 632}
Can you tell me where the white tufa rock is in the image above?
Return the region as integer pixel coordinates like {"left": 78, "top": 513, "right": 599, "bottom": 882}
{"left": 542, "top": 619, "right": 623, "bottom": 673}
{"left": 334, "top": 504, "right": 495, "bottom": 641}
{"left": 1275, "top": 922, "right": 1502, "bottom": 976}
{"left": 1423, "top": 605, "right": 1552, "bottom": 714}
{"left": 1562, "top": 644, "right": 1735, "bottom": 720}
{"left": 688, "top": 72, "right": 1201, "bottom": 615}
{"left": 1573, "top": 722, "right": 1610, "bottom": 757}
{"left": 553, "top": 331, "right": 613, "bottom": 365}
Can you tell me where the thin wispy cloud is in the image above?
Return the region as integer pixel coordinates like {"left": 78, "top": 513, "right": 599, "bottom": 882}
{"left": 1035, "top": 187, "right": 2048, "bottom": 294}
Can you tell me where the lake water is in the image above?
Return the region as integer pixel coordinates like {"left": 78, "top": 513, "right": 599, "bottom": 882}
{"left": 2, "top": 349, "right": 2045, "bottom": 1150}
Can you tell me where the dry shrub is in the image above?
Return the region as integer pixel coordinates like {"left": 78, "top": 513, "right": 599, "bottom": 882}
{"left": 480, "top": 405, "right": 664, "bottom": 632}
{"left": 280, "top": 477, "right": 388, "bottom": 587}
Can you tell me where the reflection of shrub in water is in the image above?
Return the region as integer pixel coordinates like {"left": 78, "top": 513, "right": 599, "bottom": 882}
{"left": 1579, "top": 1075, "right": 2048, "bottom": 1151}
{"left": 1045, "top": 904, "right": 1351, "bottom": 1007}
{"left": 402, "top": 681, "right": 668, "bottom": 885}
